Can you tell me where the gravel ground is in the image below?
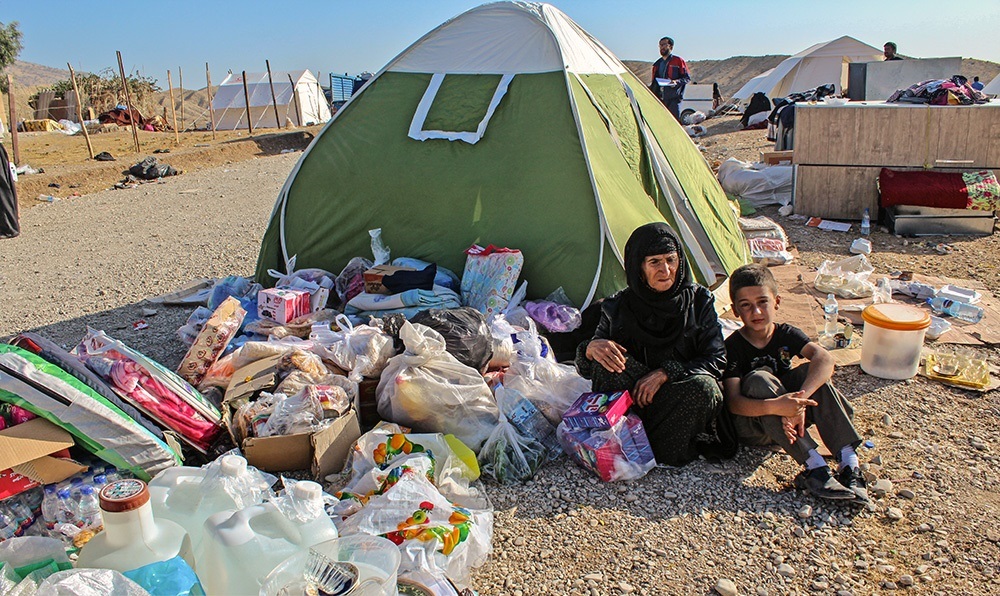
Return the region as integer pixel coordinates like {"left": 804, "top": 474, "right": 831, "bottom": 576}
{"left": 2, "top": 148, "right": 998, "bottom": 595}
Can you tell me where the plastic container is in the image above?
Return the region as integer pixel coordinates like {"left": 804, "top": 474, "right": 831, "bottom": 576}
{"left": 77, "top": 486, "right": 102, "bottom": 529}
{"left": 861, "top": 303, "right": 931, "bottom": 379}
{"left": 148, "top": 454, "right": 268, "bottom": 551}
{"left": 199, "top": 481, "right": 338, "bottom": 595}
{"left": 860, "top": 208, "right": 871, "bottom": 236}
{"left": 260, "top": 535, "right": 401, "bottom": 596}
{"left": 75, "top": 479, "right": 193, "bottom": 573}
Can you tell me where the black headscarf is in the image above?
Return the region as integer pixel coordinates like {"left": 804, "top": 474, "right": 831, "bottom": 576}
{"left": 616, "top": 222, "right": 696, "bottom": 350}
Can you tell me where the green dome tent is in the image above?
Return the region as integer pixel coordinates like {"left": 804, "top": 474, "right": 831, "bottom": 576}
{"left": 255, "top": 1, "right": 748, "bottom": 308}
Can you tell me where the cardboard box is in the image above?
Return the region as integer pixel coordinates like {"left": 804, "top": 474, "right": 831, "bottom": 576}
{"left": 258, "top": 287, "right": 312, "bottom": 323}
{"left": 0, "top": 418, "right": 87, "bottom": 500}
{"left": 761, "top": 150, "right": 794, "bottom": 165}
{"left": 363, "top": 265, "right": 416, "bottom": 295}
{"left": 562, "top": 390, "right": 632, "bottom": 431}
{"left": 242, "top": 410, "right": 362, "bottom": 479}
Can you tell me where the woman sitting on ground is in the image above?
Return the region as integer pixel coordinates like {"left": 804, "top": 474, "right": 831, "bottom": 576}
{"left": 575, "top": 222, "right": 733, "bottom": 466}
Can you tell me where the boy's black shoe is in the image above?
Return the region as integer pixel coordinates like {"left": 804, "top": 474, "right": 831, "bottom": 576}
{"left": 838, "top": 466, "right": 870, "bottom": 504}
{"left": 794, "top": 466, "right": 856, "bottom": 501}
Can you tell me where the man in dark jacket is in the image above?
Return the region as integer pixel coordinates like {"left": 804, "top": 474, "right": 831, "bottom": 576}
{"left": 649, "top": 36, "right": 691, "bottom": 122}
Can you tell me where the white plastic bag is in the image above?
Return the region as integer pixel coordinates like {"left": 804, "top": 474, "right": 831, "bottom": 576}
{"left": 257, "top": 391, "right": 323, "bottom": 437}
{"left": 376, "top": 322, "right": 499, "bottom": 452}
{"left": 478, "top": 386, "right": 559, "bottom": 483}
{"left": 503, "top": 321, "right": 592, "bottom": 425}
{"left": 335, "top": 465, "right": 492, "bottom": 585}
{"left": 814, "top": 254, "right": 875, "bottom": 299}
{"left": 313, "top": 314, "right": 395, "bottom": 381}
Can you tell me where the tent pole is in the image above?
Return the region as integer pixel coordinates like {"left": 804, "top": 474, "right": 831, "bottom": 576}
{"left": 67, "top": 64, "right": 95, "bottom": 159}
{"left": 265, "top": 60, "right": 282, "bottom": 129}
{"left": 205, "top": 63, "right": 217, "bottom": 139}
{"left": 166, "top": 70, "right": 180, "bottom": 146}
{"left": 178, "top": 66, "right": 184, "bottom": 132}
{"left": 5, "top": 74, "right": 19, "bottom": 165}
{"left": 242, "top": 70, "right": 254, "bottom": 135}
{"left": 115, "top": 51, "right": 141, "bottom": 153}
{"left": 287, "top": 74, "right": 301, "bottom": 127}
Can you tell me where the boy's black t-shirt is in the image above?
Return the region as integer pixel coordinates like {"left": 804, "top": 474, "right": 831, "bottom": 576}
{"left": 723, "top": 323, "right": 811, "bottom": 380}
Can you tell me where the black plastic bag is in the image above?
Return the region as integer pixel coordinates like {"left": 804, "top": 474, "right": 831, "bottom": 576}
{"left": 411, "top": 307, "right": 493, "bottom": 372}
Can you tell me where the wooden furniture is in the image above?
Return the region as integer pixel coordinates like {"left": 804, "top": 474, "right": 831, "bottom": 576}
{"left": 792, "top": 102, "right": 1000, "bottom": 219}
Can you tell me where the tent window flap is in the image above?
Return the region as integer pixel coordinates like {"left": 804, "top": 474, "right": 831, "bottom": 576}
{"left": 408, "top": 73, "right": 514, "bottom": 144}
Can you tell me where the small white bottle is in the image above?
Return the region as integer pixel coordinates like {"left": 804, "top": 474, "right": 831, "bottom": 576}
{"left": 823, "top": 294, "right": 839, "bottom": 344}
{"left": 76, "top": 486, "right": 102, "bottom": 529}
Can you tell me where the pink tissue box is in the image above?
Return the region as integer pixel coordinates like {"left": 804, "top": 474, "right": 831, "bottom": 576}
{"left": 562, "top": 390, "right": 632, "bottom": 431}
{"left": 258, "top": 287, "right": 311, "bottom": 324}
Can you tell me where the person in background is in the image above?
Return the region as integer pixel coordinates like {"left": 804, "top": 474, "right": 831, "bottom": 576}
{"left": 0, "top": 144, "right": 18, "bottom": 239}
{"left": 650, "top": 36, "right": 691, "bottom": 122}
{"left": 883, "top": 42, "right": 903, "bottom": 61}
{"left": 971, "top": 76, "right": 985, "bottom": 91}
{"left": 576, "top": 222, "right": 735, "bottom": 466}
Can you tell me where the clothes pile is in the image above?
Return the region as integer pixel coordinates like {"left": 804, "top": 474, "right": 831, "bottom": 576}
{"left": 887, "top": 75, "right": 991, "bottom": 105}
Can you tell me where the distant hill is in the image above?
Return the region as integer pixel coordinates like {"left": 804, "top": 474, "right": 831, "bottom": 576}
{"left": 5, "top": 60, "right": 70, "bottom": 88}
{"left": 625, "top": 56, "right": 1000, "bottom": 98}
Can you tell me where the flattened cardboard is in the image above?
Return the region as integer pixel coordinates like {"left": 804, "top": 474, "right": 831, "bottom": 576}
{"left": 0, "top": 418, "right": 86, "bottom": 499}
{"left": 242, "top": 410, "right": 362, "bottom": 479}
{"left": 224, "top": 354, "right": 283, "bottom": 403}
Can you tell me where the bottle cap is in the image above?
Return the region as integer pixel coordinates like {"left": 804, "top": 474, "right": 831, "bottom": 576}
{"left": 99, "top": 479, "right": 150, "bottom": 513}
{"left": 80, "top": 486, "right": 94, "bottom": 496}
{"left": 290, "top": 481, "right": 322, "bottom": 502}
{"left": 56, "top": 488, "right": 70, "bottom": 498}
{"left": 219, "top": 455, "right": 248, "bottom": 477}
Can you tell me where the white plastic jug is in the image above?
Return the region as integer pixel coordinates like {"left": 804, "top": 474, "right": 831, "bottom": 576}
{"left": 148, "top": 454, "right": 263, "bottom": 550}
{"left": 75, "top": 479, "right": 193, "bottom": 573}
{"left": 198, "top": 481, "right": 338, "bottom": 595}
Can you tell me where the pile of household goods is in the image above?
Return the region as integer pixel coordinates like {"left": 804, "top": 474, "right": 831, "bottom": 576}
{"left": 739, "top": 216, "right": 794, "bottom": 265}
{"left": 886, "top": 75, "right": 992, "bottom": 105}
{"left": 0, "top": 229, "right": 661, "bottom": 594}
{"left": 813, "top": 254, "right": 991, "bottom": 388}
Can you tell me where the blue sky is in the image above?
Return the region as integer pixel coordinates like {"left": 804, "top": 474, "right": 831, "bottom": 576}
{"left": 7, "top": 1, "right": 999, "bottom": 88}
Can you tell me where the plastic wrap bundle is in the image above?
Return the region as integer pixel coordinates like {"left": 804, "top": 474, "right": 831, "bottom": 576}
{"left": 503, "top": 321, "right": 591, "bottom": 425}
{"left": 311, "top": 314, "right": 396, "bottom": 381}
{"left": 460, "top": 244, "right": 523, "bottom": 320}
{"left": 523, "top": 300, "right": 582, "bottom": 333}
{"left": 487, "top": 315, "right": 517, "bottom": 369}
{"left": 376, "top": 323, "right": 499, "bottom": 452}
{"left": 411, "top": 307, "right": 493, "bottom": 373}
{"left": 814, "top": 254, "right": 876, "bottom": 299}
{"left": 176, "top": 296, "right": 246, "bottom": 386}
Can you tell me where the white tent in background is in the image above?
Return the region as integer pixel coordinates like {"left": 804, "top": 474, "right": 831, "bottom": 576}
{"left": 733, "top": 36, "right": 883, "bottom": 102}
{"left": 212, "top": 70, "right": 331, "bottom": 130}
{"left": 983, "top": 74, "right": 1000, "bottom": 96}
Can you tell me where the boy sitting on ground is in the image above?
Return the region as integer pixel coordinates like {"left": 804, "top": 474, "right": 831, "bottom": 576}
{"left": 722, "top": 264, "right": 867, "bottom": 503}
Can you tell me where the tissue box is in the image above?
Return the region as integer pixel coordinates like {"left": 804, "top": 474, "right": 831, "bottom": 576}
{"left": 257, "top": 287, "right": 311, "bottom": 323}
{"left": 558, "top": 413, "right": 655, "bottom": 482}
{"left": 562, "top": 390, "right": 632, "bottom": 430}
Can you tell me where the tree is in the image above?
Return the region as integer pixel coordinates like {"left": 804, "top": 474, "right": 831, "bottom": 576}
{"left": 0, "top": 21, "right": 23, "bottom": 92}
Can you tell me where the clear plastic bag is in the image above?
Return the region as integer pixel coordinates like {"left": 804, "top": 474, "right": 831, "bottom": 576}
{"left": 523, "top": 300, "right": 582, "bottom": 333}
{"left": 370, "top": 228, "right": 391, "bottom": 266}
{"left": 272, "top": 478, "right": 337, "bottom": 524}
{"left": 122, "top": 556, "right": 202, "bottom": 596}
{"left": 335, "top": 257, "right": 373, "bottom": 304}
{"left": 376, "top": 323, "right": 499, "bottom": 452}
{"left": 257, "top": 391, "right": 324, "bottom": 437}
{"left": 478, "top": 386, "right": 555, "bottom": 483}
{"left": 37, "top": 569, "right": 149, "bottom": 596}
{"left": 487, "top": 315, "right": 517, "bottom": 369}
{"left": 176, "top": 306, "right": 212, "bottom": 346}
{"left": 411, "top": 307, "right": 493, "bottom": 373}
{"left": 336, "top": 465, "right": 492, "bottom": 585}
{"left": 200, "top": 449, "right": 277, "bottom": 508}
{"left": 503, "top": 321, "right": 591, "bottom": 425}
{"left": 814, "top": 254, "right": 876, "bottom": 299}
{"left": 312, "top": 314, "right": 395, "bottom": 381}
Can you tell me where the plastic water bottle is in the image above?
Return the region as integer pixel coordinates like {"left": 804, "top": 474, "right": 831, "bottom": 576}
{"left": 824, "top": 293, "right": 839, "bottom": 337}
{"left": 77, "top": 486, "right": 102, "bottom": 529}
{"left": 56, "top": 488, "right": 78, "bottom": 527}
{"left": 927, "top": 297, "right": 984, "bottom": 324}
{"left": 69, "top": 477, "right": 85, "bottom": 501}
{"left": 41, "top": 485, "right": 61, "bottom": 531}
{"left": 0, "top": 510, "right": 17, "bottom": 541}
{"left": 861, "top": 208, "right": 871, "bottom": 236}
{"left": 93, "top": 474, "right": 108, "bottom": 491}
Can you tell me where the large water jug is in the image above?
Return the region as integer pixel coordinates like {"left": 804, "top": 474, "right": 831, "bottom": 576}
{"left": 75, "top": 479, "right": 193, "bottom": 573}
{"left": 198, "top": 480, "right": 338, "bottom": 595}
{"left": 148, "top": 454, "right": 271, "bottom": 551}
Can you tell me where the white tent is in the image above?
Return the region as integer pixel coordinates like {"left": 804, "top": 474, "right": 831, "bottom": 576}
{"left": 212, "top": 70, "right": 331, "bottom": 130}
{"left": 733, "top": 36, "right": 883, "bottom": 101}
{"left": 983, "top": 74, "right": 1000, "bottom": 96}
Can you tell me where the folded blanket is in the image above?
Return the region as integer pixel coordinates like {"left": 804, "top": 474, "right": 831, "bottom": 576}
{"left": 879, "top": 168, "right": 1000, "bottom": 210}
{"left": 344, "top": 285, "right": 462, "bottom": 323}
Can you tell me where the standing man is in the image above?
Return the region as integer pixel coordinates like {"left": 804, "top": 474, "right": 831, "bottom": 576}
{"left": 650, "top": 36, "right": 690, "bottom": 122}
{"left": 883, "top": 42, "right": 903, "bottom": 61}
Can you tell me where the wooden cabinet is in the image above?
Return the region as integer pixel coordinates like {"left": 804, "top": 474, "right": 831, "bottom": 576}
{"left": 792, "top": 102, "right": 1000, "bottom": 219}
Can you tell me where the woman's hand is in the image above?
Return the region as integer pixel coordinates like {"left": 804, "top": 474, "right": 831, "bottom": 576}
{"left": 770, "top": 391, "right": 816, "bottom": 418}
{"left": 586, "top": 339, "right": 628, "bottom": 374}
{"left": 633, "top": 369, "right": 668, "bottom": 407}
